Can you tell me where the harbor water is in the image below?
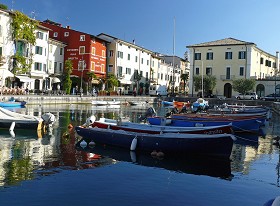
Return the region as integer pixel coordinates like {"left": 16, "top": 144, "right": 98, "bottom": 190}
{"left": 0, "top": 103, "right": 280, "bottom": 206}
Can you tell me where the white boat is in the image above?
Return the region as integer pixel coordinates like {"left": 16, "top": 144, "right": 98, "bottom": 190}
{"left": 92, "top": 99, "right": 121, "bottom": 106}
{"left": 128, "top": 101, "right": 149, "bottom": 106}
{"left": 0, "top": 107, "right": 56, "bottom": 130}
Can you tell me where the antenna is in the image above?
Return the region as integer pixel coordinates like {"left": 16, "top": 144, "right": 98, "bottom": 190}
{"left": 11, "top": 0, "right": 14, "bottom": 11}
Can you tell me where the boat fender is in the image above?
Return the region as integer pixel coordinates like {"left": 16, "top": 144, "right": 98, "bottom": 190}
{"left": 9, "top": 121, "right": 15, "bottom": 132}
{"left": 80, "top": 140, "right": 87, "bottom": 148}
{"left": 130, "top": 136, "right": 137, "bottom": 151}
{"left": 10, "top": 130, "right": 15, "bottom": 138}
{"left": 130, "top": 151, "right": 137, "bottom": 162}
{"left": 84, "top": 115, "right": 96, "bottom": 127}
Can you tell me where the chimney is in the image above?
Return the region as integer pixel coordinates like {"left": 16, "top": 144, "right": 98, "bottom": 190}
{"left": 66, "top": 26, "right": 71, "bottom": 29}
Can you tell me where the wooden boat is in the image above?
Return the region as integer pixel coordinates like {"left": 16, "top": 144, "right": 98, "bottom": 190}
{"left": 128, "top": 101, "right": 149, "bottom": 106}
{"left": 89, "top": 117, "right": 233, "bottom": 135}
{"left": 0, "top": 107, "right": 56, "bottom": 130}
{"left": 162, "top": 100, "right": 173, "bottom": 106}
{"left": 75, "top": 125, "right": 236, "bottom": 159}
{"left": 92, "top": 99, "right": 121, "bottom": 106}
{"left": 147, "top": 116, "right": 263, "bottom": 134}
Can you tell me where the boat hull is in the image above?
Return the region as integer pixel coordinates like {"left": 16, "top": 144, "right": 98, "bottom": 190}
{"left": 147, "top": 116, "right": 262, "bottom": 133}
{"left": 75, "top": 126, "right": 235, "bottom": 159}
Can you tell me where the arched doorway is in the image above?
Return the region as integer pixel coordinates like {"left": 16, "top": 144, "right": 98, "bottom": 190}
{"left": 224, "top": 83, "right": 232, "bottom": 98}
{"left": 256, "top": 84, "right": 265, "bottom": 97}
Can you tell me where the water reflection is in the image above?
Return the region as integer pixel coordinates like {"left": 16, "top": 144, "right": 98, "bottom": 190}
{"left": 0, "top": 104, "right": 279, "bottom": 188}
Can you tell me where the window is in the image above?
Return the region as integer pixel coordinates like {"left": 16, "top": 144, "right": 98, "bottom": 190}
{"left": 126, "top": 67, "right": 131, "bottom": 75}
{"left": 195, "top": 67, "right": 199, "bottom": 75}
{"left": 102, "top": 50, "right": 105, "bottom": 57}
{"left": 0, "top": 47, "right": 3, "bottom": 56}
{"left": 194, "top": 53, "right": 201, "bottom": 60}
{"left": 128, "top": 54, "right": 130, "bottom": 60}
{"left": 117, "top": 51, "right": 123, "bottom": 58}
{"left": 117, "top": 66, "right": 123, "bottom": 77}
{"left": 80, "top": 35, "right": 85, "bottom": 41}
{"left": 64, "top": 32, "right": 69, "bottom": 37}
{"left": 109, "top": 50, "right": 114, "bottom": 57}
{"left": 225, "top": 52, "right": 232, "bottom": 59}
{"left": 79, "top": 46, "right": 85, "bottom": 54}
{"left": 206, "top": 67, "right": 212, "bottom": 75}
{"left": 135, "top": 56, "right": 138, "bottom": 62}
{"left": 36, "top": 32, "right": 44, "bottom": 39}
{"left": 35, "top": 46, "right": 43, "bottom": 55}
{"left": 141, "top": 58, "right": 143, "bottom": 64}
{"left": 91, "top": 47, "right": 96, "bottom": 55}
{"left": 206, "top": 52, "right": 213, "bottom": 60}
{"left": 260, "top": 57, "right": 264, "bottom": 64}
{"left": 59, "top": 63, "right": 63, "bottom": 72}
{"left": 43, "top": 64, "right": 47, "bottom": 72}
{"left": 53, "top": 32, "right": 58, "bottom": 37}
{"left": 54, "top": 62, "right": 57, "bottom": 72}
{"left": 108, "top": 65, "right": 113, "bottom": 73}
{"left": 240, "top": 67, "right": 244, "bottom": 76}
{"left": 34, "top": 62, "right": 42, "bottom": 71}
{"left": 238, "top": 51, "right": 246, "bottom": 59}
{"left": 226, "top": 67, "right": 231, "bottom": 79}
{"left": 91, "top": 62, "right": 95, "bottom": 71}
{"left": 147, "top": 60, "right": 149, "bottom": 66}
{"left": 146, "top": 72, "right": 148, "bottom": 81}
{"left": 0, "top": 25, "right": 2, "bottom": 37}
{"left": 60, "top": 48, "right": 63, "bottom": 55}
{"left": 101, "top": 64, "right": 105, "bottom": 72}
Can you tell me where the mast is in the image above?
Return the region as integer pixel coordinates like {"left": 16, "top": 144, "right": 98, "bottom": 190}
{"left": 172, "top": 17, "right": 175, "bottom": 96}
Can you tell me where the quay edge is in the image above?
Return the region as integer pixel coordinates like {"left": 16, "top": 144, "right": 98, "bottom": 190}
{"left": 1, "top": 95, "right": 279, "bottom": 114}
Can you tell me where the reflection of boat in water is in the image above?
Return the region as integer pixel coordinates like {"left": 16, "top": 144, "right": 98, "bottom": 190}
{"left": 75, "top": 143, "right": 233, "bottom": 180}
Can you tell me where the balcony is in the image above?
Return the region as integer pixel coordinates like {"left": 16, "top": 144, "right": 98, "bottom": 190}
{"left": 220, "top": 75, "right": 235, "bottom": 80}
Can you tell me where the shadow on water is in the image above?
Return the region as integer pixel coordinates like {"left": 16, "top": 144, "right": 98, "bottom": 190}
{"left": 75, "top": 140, "right": 233, "bottom": 180}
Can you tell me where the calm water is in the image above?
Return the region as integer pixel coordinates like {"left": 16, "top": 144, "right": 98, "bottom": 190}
{"left": 0, "top": 103, "right": 280, "bottom": 206}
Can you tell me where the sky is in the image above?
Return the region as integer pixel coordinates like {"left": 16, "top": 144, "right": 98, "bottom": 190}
{"left": 1, "top": 0, "right": 280, "bottom": 58}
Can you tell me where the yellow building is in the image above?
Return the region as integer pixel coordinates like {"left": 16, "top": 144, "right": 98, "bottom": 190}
{"left": 187, "top": 38, "right": 279, "bottom": 97}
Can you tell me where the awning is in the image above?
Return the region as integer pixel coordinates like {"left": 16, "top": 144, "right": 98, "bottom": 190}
{"left": 0, "top": 68, "right": 14, "bottom": 79}
{"left": 52, "top": 77, "right": 61, "bottom": 83}
{"left": 16, "top": 75, "right": 35, "bottom": 83}
{"left": 119, "top": 79, "right": 132, "bottom": 85}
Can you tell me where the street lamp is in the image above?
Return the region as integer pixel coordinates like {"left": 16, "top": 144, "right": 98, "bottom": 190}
{"left": 275, "top": 51, "right": 279, "bottom": 101}
{"left": 78, "top": 59, "right": 86, "bottom": 97}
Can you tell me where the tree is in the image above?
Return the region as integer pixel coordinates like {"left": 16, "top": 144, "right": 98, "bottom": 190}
{"left": 193, "top": 75, "right": 216, "bottom": 96}
{"left": 0, "top": 4, "right": 8, "bottom": 10}
{"left": 180, "top": 73, "right": 189, "bottom": 95}
{"left": 86, "top": 71, "right": 97, "bottom": 93}
{"left": 63, "top": 60, "right": 73, "bottom": 94}
{"left": 106, "top": 73, "right": 118, "bottom": 91}
{"left": 232, "top": 79, "right": 256, "bottom": 95}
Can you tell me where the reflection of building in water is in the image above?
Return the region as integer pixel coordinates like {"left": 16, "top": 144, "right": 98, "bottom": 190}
{"left": 0, "top": 129, "right": 60, "bottom": 187}
{"left": 231, "top": 135, "right": 275, "bottom": 174}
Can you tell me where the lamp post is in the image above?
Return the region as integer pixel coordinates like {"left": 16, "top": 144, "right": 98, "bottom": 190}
{"left": 78, "top": 59, "right": 86, "bottom": 97}
{"left": 275, "top": 51, "right": 279, "bottom": 101}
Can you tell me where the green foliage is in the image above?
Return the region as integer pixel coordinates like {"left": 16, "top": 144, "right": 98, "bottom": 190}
{"left": 0, "top": 4, "right": 8, "bottom": 10}
{"left": 12, "top": 52, "right": 33, "bottom": 74}
{"left": 106, "top": 73, "right": 118, "bottom": 90}
{"left": 232, "top": 79, "right": 256, "bottom": 94}
{"left": 11, "top": 11, "right": 38, "bottom": 45}
{"left": 193, "top": 75, "right": 216, "bottom": 93}
{"left": 63, "top": 60, "right": 73, "bottom": 94}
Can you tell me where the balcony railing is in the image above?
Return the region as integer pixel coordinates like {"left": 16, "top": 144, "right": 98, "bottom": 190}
{"left": 220, "top": 75, "right": 235, "bottom": 80}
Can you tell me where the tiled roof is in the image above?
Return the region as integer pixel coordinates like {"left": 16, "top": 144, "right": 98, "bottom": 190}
{"left": 187, "top": 38, "right": 255, "bottom": 48}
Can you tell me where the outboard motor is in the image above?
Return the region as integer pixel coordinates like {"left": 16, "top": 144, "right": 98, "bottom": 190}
{"left": 139, "top": 107, "right": 156, "bottom": 121}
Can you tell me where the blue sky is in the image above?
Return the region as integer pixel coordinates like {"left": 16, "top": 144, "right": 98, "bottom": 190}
{"left": 2, "top": 0, "right": 280, "bottom": 57}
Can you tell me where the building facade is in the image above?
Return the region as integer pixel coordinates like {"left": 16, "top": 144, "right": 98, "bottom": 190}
{"left": 187, "top": 38, "right": 279, "bottom": 98}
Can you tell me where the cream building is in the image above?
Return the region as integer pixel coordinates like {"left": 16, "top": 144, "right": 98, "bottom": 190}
{"left": 187, "top": 38, "right": 279, "bottom": 98}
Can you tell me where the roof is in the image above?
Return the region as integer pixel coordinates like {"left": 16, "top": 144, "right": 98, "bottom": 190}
{"left": 187, "top": 37, "right": 255, "bottom": 48}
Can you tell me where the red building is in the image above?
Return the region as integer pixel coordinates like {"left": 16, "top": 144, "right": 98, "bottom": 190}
{"left": 40, "top": 19, "right": 108, "bottom": 90}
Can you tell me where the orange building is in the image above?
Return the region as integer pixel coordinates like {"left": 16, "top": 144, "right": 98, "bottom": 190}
{"left": 40, "top": 19, "right": 108, "bottom": 89}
